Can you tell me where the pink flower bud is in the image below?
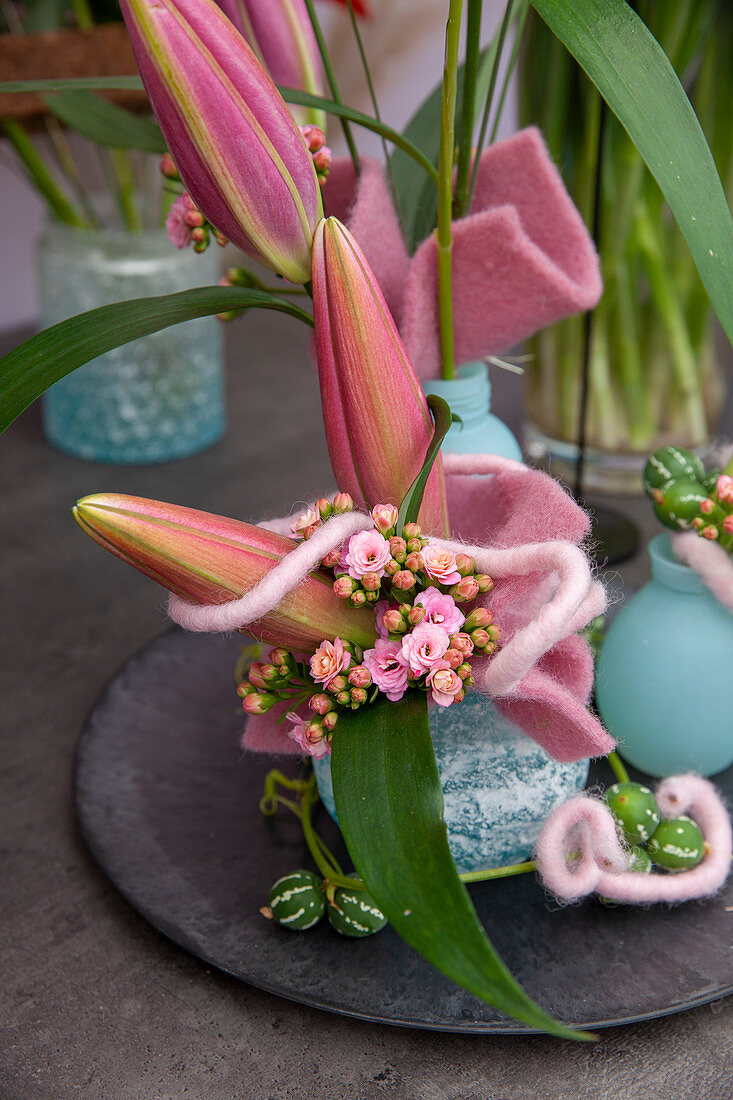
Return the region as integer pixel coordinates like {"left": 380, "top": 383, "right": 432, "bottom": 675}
{"left": 237, "top": 681, "right": 256, "bottom": 697}
{"left": 389, "top": 536, "right": 407, "bottom": 562}
{"left": 476, "top": 574, "right": 494, "bottom": 594}
{"left": 321, "top": 548, "right": 341, "bottom": 569}
{"left": 322, "top": 711, "right": 339, "bottom": 732}
{"left": 383, "top": 608, "right": 407, "bottom": 634}
{"left": 392, "top": 570, "right": 416, "bottom": 591}
{"left": 692, "top": 517, "right": 705, "bottom": 530}
{"left": 308, "top": 693, "right": 333, "bottom": 715}
{"left": 315, "top": 498, "right": 333, "bottom": 519}
{"left": 361, "top": 571, "right": 381, "bottom": 592}
{"left": 451, "top": 632, "right": 474, "bottom": 656}
{"left": 329, "top": 674, "right": 348, "bottom": 693}
{"left": 302, "top": 524, "right": 321, "bottom": 540}
{"left": 471, "top": 628, "right": 491, "bottom": 648}
{"left": 290, "top": 506, "right": 320, "bottom": 536}
{"left": 268, "top": 647, "right": 290, "bottom": 667}
{"left": 371, "top": 503, "right": 399, "bottom": 536}
{"left": 159, "top": 152, "right": 179, "bottom": 179}
{"left": 407, "top": 605, "right": 427, "bottom": 627}
{"left": 332, "top": 493, "right": 354, "bottom": 514}
{"left": 716, "top": 475, "right": 733, "bottom": 506}
{"left": 350, "top": 590, "right": 367, "bottom": 607}
{"left": 300, "top": 124, "right": 326, "bottom": 152}
{"left": 333, "top": 576, "right": 358, "bottom": 598}
{"left": 183, "top": 207, "right": 205, "bottom": 228}
{"left": 724, "top": 515, "right": 733, "bottom": 535}
{"left": 450, "top": 576, "right": 480, "bottom": 603}
{"left": 700, "top": 498, "right": 714, "bottom": 515}
{"left": 406, "top": 538, "right": 423, "bottom": 555}
{"left": 384, "top": 559, "right": 400, "bottom": 576}
{"left": 248, "top": 661, "right": 267, "bottom": 689}
{"left": 312, "top": 146, "right": 331, "bottom": 175}
{"left": 350, "top": 687, "right": 368, "bottom": 706}
{"left": 405, "top": 552, "right": 424, "bottom": 573}
{"left": 243, "top": 691, "right": 277, "bottom": 715}
{"left": 348, "top": 665, "right": 372, "bottom": 688}
{"left": 456, "top": 662, "right": 473, "bottom": 681}
{"left": 261, "top": 663, "right": 284, "bottom": 684}
{"left": 336, "top": 690, "right": 351, "bottom": 706}
{"left": 402, "top": 523, "right": 422, "bottom": 541}
{"left": 463, "top": 607, "right": 492, "bottom": 632}
{"left": 702, "top": 525, "right": 720, "bottom": 540}
{"left": 444, "top": 648, "right": 463, "bottom": 669}
{"left": 455, "top": 553, "right": 475, "bottom": 577}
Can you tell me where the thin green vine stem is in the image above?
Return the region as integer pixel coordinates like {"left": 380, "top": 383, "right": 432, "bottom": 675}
{"left": 607, "top": 751, "right": 630, "bottom": 785}
{"left": 301, "top": 0, "right": 360, "bottom": 174}
{"left": 488, "top": 0, "right": 529, "bottom": 146}
{"left": 460, "top": 860, "right": 536, "bottom": 884}
{"left": 465, "top": 0, "right": 515, "bottom": 215}
{"left": 452, "top": 0, "right": 483, "bottom": 219}
{"left": 344, "top": 0, "right": 392, "bottom": 187}
{"left": 436, "top": 0, "right": 464, "bottom": 381}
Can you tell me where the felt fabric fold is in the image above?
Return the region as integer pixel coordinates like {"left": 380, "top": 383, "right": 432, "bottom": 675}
{"left": 671, "top": 531, "right": 733, "bottom": 613}
{"left": 321, "top": 127, "right": 602, "bottom": 379}
{"left": 535, "top": 775, "right": 732, "bottom": 904}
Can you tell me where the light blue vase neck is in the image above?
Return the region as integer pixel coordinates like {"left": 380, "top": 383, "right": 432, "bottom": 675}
{"left": 649, "top": 533, "right": 707, "bottom": 594}
{"left": 423, "top": 361, "right": 491, "bottom": 432}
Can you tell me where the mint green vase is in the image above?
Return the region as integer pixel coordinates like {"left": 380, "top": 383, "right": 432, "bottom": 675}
{"left": 422, "top": 360, "right": 522, "bottom": 460}
{"left": 596, "top": 534, "right": 733, "bottom": 777}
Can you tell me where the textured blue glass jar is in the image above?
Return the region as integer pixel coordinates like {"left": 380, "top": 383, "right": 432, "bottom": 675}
{"left": 313, "top": 692, "right": 589, "bottom": 872}
{"left": 422, "top": 360, "right": 522, "bottom": 460}
{"left": 38, "top": 221, "right": 225, "bottom": 464}
{"left": 596, "top": 533, "right": 733, "bottom": 777}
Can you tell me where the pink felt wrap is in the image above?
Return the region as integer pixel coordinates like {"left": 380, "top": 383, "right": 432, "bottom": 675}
{"left": 322, "top": 128, "right": 602, "bottom": 379}
{"left": 535, "top": 775, "right": 732, "bottom": 905}
{"left": 671, "top": 531, "right": 733, "bottom": 613}
{"left": 167, "top": 454, "right": 614, "bottom": 763}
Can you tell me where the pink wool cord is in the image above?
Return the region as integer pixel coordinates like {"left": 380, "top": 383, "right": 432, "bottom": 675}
{"left": 671, "top": 531, "right": 733, "bottom": 613}
{"left": 167, "top": 512, "right": 372, "bottom": 633}
{"left": 535, "top": 776, "right": 732, "bottom": 905}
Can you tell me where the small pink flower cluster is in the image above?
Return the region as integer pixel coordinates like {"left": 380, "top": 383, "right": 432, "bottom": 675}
{"left": 237, "top": 501, "right": 501, "bottom": 758}
{"left": 165, "top": 190, "right": 228, "bottom": 253}
{"left": 692, "top": 474, "right": 733, "bottom": 545}
{"left": 300, "top": 125, "right": 331, "bottom": 187}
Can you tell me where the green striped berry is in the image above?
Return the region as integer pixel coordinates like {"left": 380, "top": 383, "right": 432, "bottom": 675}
{"left": 327, "top": 878, "right": 387, "bottom": 937}
{"left": 605, "top": 782, "right": 661, "bottom": 845}
{"left": 647, "top": 816, "right": 705, "bottom": 871}
{"left": 643, "top": 447, "right": 705, "bottom": 498}
{"left": 627, "top": 845, "right": 653, "bottom": 874}
{"left": 653, "top": 479, "right": 709, "bottom": 530}
{"left": 269, "top": 870, "right": 326, "bottom": 930}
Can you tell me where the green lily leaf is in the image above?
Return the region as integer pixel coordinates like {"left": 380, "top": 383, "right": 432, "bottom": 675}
{"left": 0, "top": 287, "right": 313, "bottom": 434}
{"left": 42, "top": 90, "right": 166, "bottom": 154}
{"left": 0, "top": 77, "right": 145, "bottom": 93}
{"left": 530, "top": 0, "right": 733, "bottom": 345}
{"left": 396, "top": 394, "right": 454, "bottom": 532}
{"left": 330, "top": 691, "right": 589, "bottom": 1039}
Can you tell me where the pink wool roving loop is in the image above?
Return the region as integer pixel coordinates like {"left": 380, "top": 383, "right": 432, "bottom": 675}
{"left": 671, "top": 531, "right": 733, "bottom": 613}
{"left": 535, "top": 776, "right": 732, "bottom": 905}
{"left": 167, "top": 511, "right": 372, "bottom": 633}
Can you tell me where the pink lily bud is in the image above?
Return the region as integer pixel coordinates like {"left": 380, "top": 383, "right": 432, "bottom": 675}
{"left": 450, "top": 576, "right": 480, "bottom": 603}
{"left": 308, "top": 693, "right": 333, "bottom": 715}
{"left": 348, "top": 665, "right": 372, "bottom": 688}
{"left": 120, "top": 0, "right": 322, "bottom": 283}
{"left": 73, "top": 494, "right": 375, "bottom": 651}
{"left": 371, "top": 503, "right": 399, "bottom": 536}
{"left": 216, "top": 0, "right": 326, "bottom": 129}
{"left": 312, "top": 218, "right": 449, "bottom": 535}
{"left": 332, "top": 493, "right": 354, "bottom": 514}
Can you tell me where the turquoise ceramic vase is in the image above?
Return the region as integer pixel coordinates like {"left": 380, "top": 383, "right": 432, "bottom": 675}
{"left": 422, "top": 360, "right": 522, "bottom": 460}
{"left": 313, "top": 692, "right": 589, "bottom": 873}
{"left": 596, "top": 533, "right": 733, "bottom": 777}
{"left": 38, "top": 221, "right": 225, "bottom": 464}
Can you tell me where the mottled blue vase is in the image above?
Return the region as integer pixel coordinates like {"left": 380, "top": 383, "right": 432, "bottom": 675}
{"left": 422, "top": 360, "right": 522, "bottom": 461}
{"left": 313, "top": 692, "right": 589, "bottom": 872}
{"left": 38, "top": 221, "right": 225, "bottom": 464}
{"left": 596, "top": 533, "right": 733, "bottom": 777}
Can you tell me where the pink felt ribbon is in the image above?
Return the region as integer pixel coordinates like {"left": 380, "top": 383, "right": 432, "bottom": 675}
{"left": 671, "top": 531, "right": 733, "bottom": 613}
{"left": 535, "top": 775, "right": 732, "bottom": 905}
{"left": 323, "top": 128, "right": 602, "bottom": 379}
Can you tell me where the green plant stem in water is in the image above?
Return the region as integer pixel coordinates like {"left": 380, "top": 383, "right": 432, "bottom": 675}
{"left": 465, "top": 0, "right": 515, "bottom": 215}
{"left": 301, "top": 0, "right": 360, "bottom": 175}
{"left": 109, "top": 149, "right": 142, "bottom": 232}
{"left": 452, "top": 0, "right": 482, "bottom": 220}
{"left": 436, "top": 0, "right": 464, "bottom": 381}
{"left": 3, "top": 120, "right": 88, "bottom": 227}
{"left": 607, "top": 752, "right": 630, "bottom": 785}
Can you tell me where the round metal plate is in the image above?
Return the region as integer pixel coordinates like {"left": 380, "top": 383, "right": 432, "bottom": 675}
{"left": 74, "top": 629, "right": 733, "bottom": 1033}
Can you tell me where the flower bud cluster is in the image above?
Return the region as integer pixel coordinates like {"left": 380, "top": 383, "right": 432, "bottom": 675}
{"left": 289, "top": 493, "right": 355, "bottom": 543}
{"left": 300, "top": 125, "right": 332, "bottom": 187}
{"left": 691, "top": 474, "right": 733, "bottom": 547}
{"left": 165, "top": 190, "right": 228, "bottom": 253}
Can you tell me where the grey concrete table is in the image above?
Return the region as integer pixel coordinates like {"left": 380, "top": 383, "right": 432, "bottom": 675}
{"left": 1, "top": 314, "right": 732, "bottom": 1100}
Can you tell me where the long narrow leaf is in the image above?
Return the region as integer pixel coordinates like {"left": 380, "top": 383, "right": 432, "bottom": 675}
{"left": 330, "top": 692, "right": 589, "bottom": 1039}
{"left": 530, "top": 0, "right": 733, "bottom": 344}
{"left": 43, "top": 90, "right": 166, "bottom": 154}
{"left": 396, "top": 395, "right": 454, "bottom": 531}
{"left": 0, "top": 288, "right": 313, "bottom": 433}
{"left": 0, "top": 77, "right": 145, "bottom": 93}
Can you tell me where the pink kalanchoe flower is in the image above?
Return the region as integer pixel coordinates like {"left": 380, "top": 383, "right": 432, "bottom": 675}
{"left": 290, "top": 506, "right": 320, "bottom": 535}
{"left": 374, "top": 599, "right": 390, "bottom": 639}
{"left": 119, "top": 0, "right": 322, "bottom": 283}
{"left": 311, "top": 217, "right": 450, "bottom": 535}
{"left": 427, "top": 664, "right": 464, "bottom": 708}
{"left": 344, "top": 529, "right": 392, "bottom": 580}
{"left": 414, "top": 588, "right": 465, "bottom": 635}
{"left": 421, "top": 545, "right": 461, "bottom": 586}
{"left": 724, "top": 515, "right": 733, "bottom": 535}
{"left": 716, "top": 475, "right": 733, "bottom": 507}
{"left": 310, "top": 636, "right": 352, "bottom": 688}
{"left": 371, "top": 503, "right": 399, "bottom": 535}
{"left": 286, "top": 711, "right": 330, "bottom": 758}
{"left": 363, "top": 640, "right": 409, "bottom": 702}
{"left": 401, "top": 622, "right": 451, "bottom": 676}
{"left": 165, "top": 192, "right": 198, "bottom": 248}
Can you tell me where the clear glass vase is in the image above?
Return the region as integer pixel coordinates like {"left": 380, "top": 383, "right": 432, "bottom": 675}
{"left": 38, "top": 221, "right": 225, "bottom": 464}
